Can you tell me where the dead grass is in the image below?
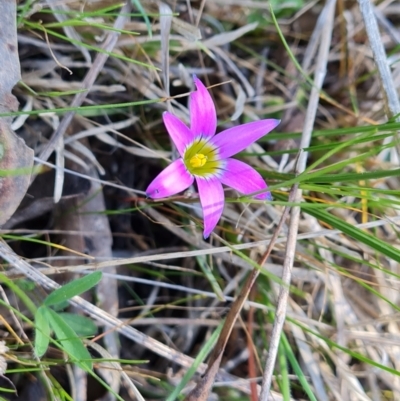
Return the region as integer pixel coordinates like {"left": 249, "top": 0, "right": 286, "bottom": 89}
{"left": 1, "top": 0, "right": 400, "bottom": 400}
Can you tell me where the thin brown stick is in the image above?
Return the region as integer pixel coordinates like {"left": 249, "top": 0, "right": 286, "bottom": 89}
{"left": 183, "top": 200, "right": 292, "bottom": 401}
{"left": 206, "top": 204, "right": 291, "bottom": 370}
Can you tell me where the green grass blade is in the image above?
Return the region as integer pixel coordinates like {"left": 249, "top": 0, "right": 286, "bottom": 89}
{"left": 0, "top": 98, "right": 161, "bottom": 118}
{"left": 277, "top": 340, "right": 291, "bottom": 401}
{"left": 131, "top": 0, "right": 152, "bottom": 37}
{"left": 166, "top": 320, "right": 224, "bottom": 401}
{"left": 0, "top": 273, "right": 37, "bottom": 315}
{"left": 196, "top": 256, "right": 225, "bottom": 301}
{"left": 282, "top": 333, "right": 318, "bottom": 401}
{"left": 306, "top": 208, "right": 400, "bottom": 263}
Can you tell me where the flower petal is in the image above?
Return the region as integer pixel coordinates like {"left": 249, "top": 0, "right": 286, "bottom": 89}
{"left": 146, "top": 159, "right": 194, "bottom": 199}
{"left": 190, "top": 76, "right": 217, "bottom": 138}
{"left": 210, "top": 119, "right": 280, "bottom": 159}
{"left": 196, "top": 177, "right": 224, "bottom": 238}
{"left": 163, "top": 112, "right": 196, "bottom": 157}
{"left": 219, "top": 158, "right": 272, "bottom": 200}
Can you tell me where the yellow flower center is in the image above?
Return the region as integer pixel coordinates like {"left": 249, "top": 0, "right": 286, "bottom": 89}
{"left": 189, "top": 154, "right": 207, "bottom": 168}
{"left": 184, "top": 138, "right": 221, "bottom": 177}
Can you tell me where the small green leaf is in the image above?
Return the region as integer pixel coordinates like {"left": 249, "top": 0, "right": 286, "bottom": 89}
{"left": 44, "top": 272, "right": 102, "bottom": 307}
{"left": 58, "top": 313, "right": 98, "bottom": 337}
{"left": 34, "top": 306, "right": 51, "bottom": 357}
{"left": 51, "top": 300, "right": 69, "bottom": 312}
{"left": 46, "top": 308, "right": 92, "bottom": 371}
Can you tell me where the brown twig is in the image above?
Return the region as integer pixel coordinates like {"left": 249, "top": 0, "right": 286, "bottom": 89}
{"left": 184, "top": 200, "right": 292, "bottom": 401}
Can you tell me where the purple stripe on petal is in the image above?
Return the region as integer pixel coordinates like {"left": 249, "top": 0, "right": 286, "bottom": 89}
{"left": 196, "top": 177, "right": 224, "bottom": 238}
{"left": 219, "top": 158, "right": 272, "bottom": 200}
{"left": 210, "top": 119, "right": 280, "bottom": 159}
{"left": 190, "top": 76, "right": 217, "bottom": 138}
{"left": 146, "top": 159, "right": 194, "bottom": 199}
{"left": 163, "top": 112, "right": 196, "bottom": 157}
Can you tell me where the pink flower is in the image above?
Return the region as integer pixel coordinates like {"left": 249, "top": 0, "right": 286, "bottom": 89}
{"left": 146, "top": 76, "right": 280, "bottom": 238}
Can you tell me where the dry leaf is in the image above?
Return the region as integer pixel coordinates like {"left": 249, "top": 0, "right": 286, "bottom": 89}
{"left": 0, "top": 1, "right": 34, "bottom": 226}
